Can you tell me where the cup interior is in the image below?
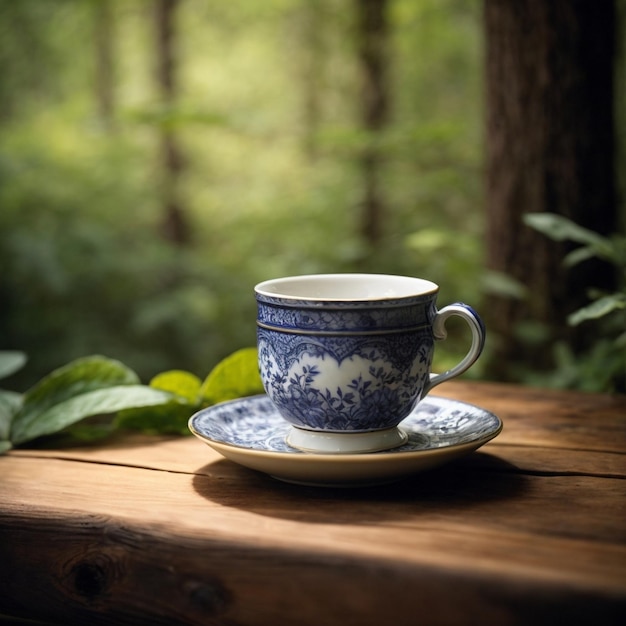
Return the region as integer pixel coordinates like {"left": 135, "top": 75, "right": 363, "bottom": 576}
{"left": 255, "top": 274, "right": 438, "bottom": 301}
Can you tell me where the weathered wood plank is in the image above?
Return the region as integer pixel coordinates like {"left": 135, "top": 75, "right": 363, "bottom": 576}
{"left": 10, "top": 379, "right": 626, "bottom": 480}
{"left": 1, "top": 382, "right": 625, "bottom": 625}
{"left": 1, "top": 455, "right": 625, "bottom": 582}
{"left": 1, "top": 506, "right": 624, "bottom": 626}
{"left": 10, "top": 436, "right": 626, "bottom": 481}
{"left": 11, "top": 382, "right": 626, "bottom": 471}
{"left": 436, "top": 381, "right": 626, "bottom": 453}
{"left": 1, "top": 509, "right": 625, "bottom": 621}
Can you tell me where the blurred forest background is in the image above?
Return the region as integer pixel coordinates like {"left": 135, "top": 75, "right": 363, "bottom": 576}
{"left": 0, "top": 0, "right": 624, "bottom": 392}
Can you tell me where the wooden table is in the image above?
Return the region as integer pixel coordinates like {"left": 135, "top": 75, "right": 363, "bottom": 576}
{"left": 1, "top": 381, "right": 624, "bottom": 625}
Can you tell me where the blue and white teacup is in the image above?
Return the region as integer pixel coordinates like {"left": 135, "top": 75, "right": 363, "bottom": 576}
{"left": 255, "top": 274, "right": 485, "bottom": 454}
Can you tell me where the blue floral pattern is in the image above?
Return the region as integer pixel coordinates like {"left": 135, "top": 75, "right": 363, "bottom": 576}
{"left": 189, "top": 395, "right": 502, "bottom": 454}
{"left": 257, "top": 328, "right": 433, "bottom": 431}
{"left": 256, "top": 291, "right": 438, "bottom": 433}
{"left": 256, "top": 299, "right": 436, "bottom": 332}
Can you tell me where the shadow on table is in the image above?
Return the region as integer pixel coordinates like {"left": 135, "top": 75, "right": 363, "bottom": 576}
{"left": 191, "top": 452, "right": 530, "bottom": 524}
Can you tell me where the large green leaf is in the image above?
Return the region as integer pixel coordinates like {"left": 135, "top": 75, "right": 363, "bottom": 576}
{"left": 150, "top": 370, "right": 202, "bottom": 404}
{"left": 10, "top": 356, "right": 140, "bottom": 443}
{"left": 481, "top": 270, "right": 528, "bottom": 300}
{"left": 523, "top": 213, "right": 607, "bottom": 248}
{"left": 117, "top": 371, "right": 206, "bottom": 436}
{"left": 200, "top": 347, "right": 264, "bottom": 406}
{"left": 0, "top": 390, "right": 23, "bottom": 440}
{"left": 567, "top": 294, "right": 626, "bottom": 326}
{"left": 11, "top": 384, "right": 178, "bottom": 445}
{"left": 0, "top": 351, "right": 27, "bottom": 380}
{"left": 563, "top": 245, "right": 598, "bottom": 268}
{"left": 115, "top": 401, "right": 194, "bottom": 436}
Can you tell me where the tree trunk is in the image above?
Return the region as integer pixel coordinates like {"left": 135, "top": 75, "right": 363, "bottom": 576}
{"left": 355, "top": 0, "right": 390, "bottom": 249}
{"left": 155, "top": 0, "right": 189, "bottom": 245}
{"left": 94, "top": 0, "right": 115, "bottom": 130}
{"left": 483, "top": 0, "right": 616, "bottom": 380}
{"left": 299, "top": 0, "right": 324, "bottom": 161}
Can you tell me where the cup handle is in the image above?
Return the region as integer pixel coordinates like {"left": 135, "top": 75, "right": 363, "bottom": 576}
{"left": 423, "top": 303, "right": 486, "bottom": 395}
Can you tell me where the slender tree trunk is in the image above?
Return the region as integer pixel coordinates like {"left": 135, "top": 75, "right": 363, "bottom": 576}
{"left": 355, "top": 0, "right": 390, "bottom": 248}
{"left": 483, "top": 0, "right": 616, "bottom": 380}
{"left": 94, "top": 0, "right": 115, "bottom": 130}
{"left": 155, "top": 0, "right": 189, "bottom": 245}
{"left": 299, "top": 0, "right": 324, "bottom": 161}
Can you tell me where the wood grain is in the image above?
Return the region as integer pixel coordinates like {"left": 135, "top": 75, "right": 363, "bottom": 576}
{"left": 1, "top": 381, "right": 625, "bottom": 625}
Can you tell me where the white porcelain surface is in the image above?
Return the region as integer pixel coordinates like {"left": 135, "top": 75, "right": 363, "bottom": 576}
{"left": 286, "top": 424, "right": 408, "bottom": 454}
{"left": 255, "top": 273, "right": 486, "bottom": 440}
{"left": 189, "top": 395, "right": 502, "bottom": 487}
{"left": 255, "top": 273, "right": 439, "bottom": 300}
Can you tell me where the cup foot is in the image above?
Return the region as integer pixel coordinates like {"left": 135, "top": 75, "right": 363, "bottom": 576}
{"left": 286, "top": 425, "right": 408, "bottom": 455}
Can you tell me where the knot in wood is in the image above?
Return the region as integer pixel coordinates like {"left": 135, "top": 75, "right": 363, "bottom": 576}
{"left": 72, "top": 561, "right": 107, "bottom": 598}
{"left": 65, "top": 552, "right": 120, "bottom": 601}
{"left": 184, "top": 579, "right": 231, "bottom": 615}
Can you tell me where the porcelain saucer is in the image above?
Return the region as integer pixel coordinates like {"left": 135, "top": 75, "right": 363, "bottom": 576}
{"left": 188, "top": 395, "right": 502, "bottom": 487}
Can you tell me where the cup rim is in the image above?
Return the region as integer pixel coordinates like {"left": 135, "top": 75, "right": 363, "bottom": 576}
{"left": 254, "top": 273, "right": 439, "bottom": 302}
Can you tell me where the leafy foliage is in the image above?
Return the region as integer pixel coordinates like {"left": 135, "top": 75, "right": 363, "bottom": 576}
{"left": 200, "top": 347, "right": 266, "bottom": 405}
{"left": 0, "top": 0, "right": 485, "bottom": 389}
{"left": 0, "top": 349, "right": 264, "bottom": 453}
{"left": 0, "top": 351, "right": 27, "bottom": 380}
{"left": 523, "top": 213, "right": 626, "bottom": 392}
{"left": 116, "top": 348, "right": 265, "bottom": 434}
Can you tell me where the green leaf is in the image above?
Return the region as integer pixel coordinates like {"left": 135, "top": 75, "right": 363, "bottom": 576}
{"left": 127, "top": 104, "right": 228, "bottom": 130}
{"left": 523, "top": 213, "right": 607, "bottom": 248}
{"left": 200, "top": 347, "right": 264, "bottom": 406}
{"left": 117, "top": 370, "right": 201, "bottom": 435}
{"left": 563, "top": 246, "right": 598, "bottom": 268}
{"left": 115, "top": 402, "right": 194, "bottom": 436}
{"left": 481, "top": 270, "right": 528, "bottom": 300}
{"left": 55, "top": 420, "right": 117, "bottom": 445}
{"left": 0, "top": 390, "right": 23, "bottom": 440}
{"left": 11, "top": 385, "right": 178, "bottom": 445}
{"left": 10, "top": 355, "right": 140, "bottom": 443}
{"left": 150, "top": 370, "right": 202, "bottom": 404}
{"left": 567, "top": 294, "right": 626, "bottom": 326}
{"left": 405, "top": 228, "right": 449, "bottom": 253}
{"left": 0, "top": 351, "right": 27, "bottom": 380}
{"left": 0, "top": 441, "right": 12, "bottom": 455}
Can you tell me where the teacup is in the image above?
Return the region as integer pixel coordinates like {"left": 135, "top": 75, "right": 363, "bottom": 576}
{"left": 255, "top": 274, "right": 485, "bottom": 454}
